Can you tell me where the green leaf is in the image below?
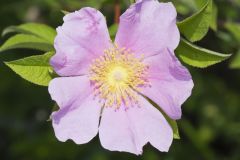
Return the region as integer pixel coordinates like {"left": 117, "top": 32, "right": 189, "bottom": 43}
{"left": 0, "top": 34, "right": 54, "bottom": 52}
{"left": 175, "top": 38, "right": 231, "bottom": 68}
{"left": 177, "top": 0, "right": 212, "bottom": 42}
{"left": 4, "top": 52, "right": 55, "bottom": 86}
{"left": 146, "top": 97, "right": 180, "bottom": 139}
{"left": 2, "top": 23, "right": 56, "bottom": 44}
{"left": 225, "top": 22, "right": 240, "bottom": 42}
{"left": 230, "top": 50, "right": 240, "bottom": 69}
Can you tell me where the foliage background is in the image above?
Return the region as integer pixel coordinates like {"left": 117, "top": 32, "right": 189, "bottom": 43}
{"left": 0, "top": 0, "right": 240, "bottom": 159}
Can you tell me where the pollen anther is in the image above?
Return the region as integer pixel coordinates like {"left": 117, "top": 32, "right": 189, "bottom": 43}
{"left": 89, "top": 45, "right": 149, "bottom": 108}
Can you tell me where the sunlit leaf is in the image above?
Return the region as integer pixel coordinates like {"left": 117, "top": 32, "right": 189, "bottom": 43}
{"left": 175, "top": 38, "right": 231, "bottom": 68}
{"left": 5, "top": 52, "right": 55, "bottom": 86}
{"left": 2, "top": 23, "right": 56, "bottom": 44}
{"left": 177, "top": 0, "right": 212, "bottom": 42}
{"left": 0, "top": 34, "right": 54, "bottom": 52}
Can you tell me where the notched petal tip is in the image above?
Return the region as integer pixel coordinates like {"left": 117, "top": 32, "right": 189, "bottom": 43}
{"left": 99, "top": 96, "right": 173, "bottom": 155}
{"left": 115, "top": 0, "right": 180, "bottom": 57}
{"left": 52, "top": 7, "right": 111, "bottom": 77}
{"left": 51, "top": 94, "right": 102, "bottom": 145}
{"left": 141, "top": 49, "right": 193, "bottom": 120}
{"left": 63, "top": 7, "right": 101, "bottom": 22}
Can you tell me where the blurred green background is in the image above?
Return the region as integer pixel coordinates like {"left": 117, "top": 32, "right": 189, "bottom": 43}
{"left": 0, "top": 0, "right": 240, "bottom": 159}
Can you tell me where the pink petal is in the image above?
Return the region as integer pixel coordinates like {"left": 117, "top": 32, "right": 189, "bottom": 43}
{"left": 51, "top": 7, "right": 112, "bottom": 76}
{"left": 99, "top": 95, "right": 173, "bottom": 155}
{"left": 51, "top": 94, "right": 102, "bottom": 144}
{"left": 115, "top": 0, "right": 179, "bottom": 57}
{"left": 48, "top": 76, "right": 92, "bottom": 109}
{"left": 49, "top": 76, "right": 102, "bottom": 144}
{"left": 99, "top": 106, "right": 140, "bottom": 154}
{"left": 142, "top": 49, "right": 194, "bottom": 120}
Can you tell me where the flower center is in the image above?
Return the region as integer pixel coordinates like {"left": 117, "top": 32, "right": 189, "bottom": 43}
{"left": 89, "top": 45, "right": 149, "bottom": 108}
{"left": 108, "top": 66, "right": 128, "bottom": 83}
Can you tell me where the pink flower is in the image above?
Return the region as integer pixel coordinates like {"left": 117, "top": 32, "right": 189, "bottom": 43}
{"left": 48, "top": 0, "right": 193, "bottom": 155}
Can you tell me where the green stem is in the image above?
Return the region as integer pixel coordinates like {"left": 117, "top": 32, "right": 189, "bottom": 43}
{"left": 114, "top": 0, "right": 120, "bottom": 24}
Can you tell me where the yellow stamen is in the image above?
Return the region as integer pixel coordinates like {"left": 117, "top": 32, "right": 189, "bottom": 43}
{"left": 89, "top": 45, "right": 149, "bottom": 108}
